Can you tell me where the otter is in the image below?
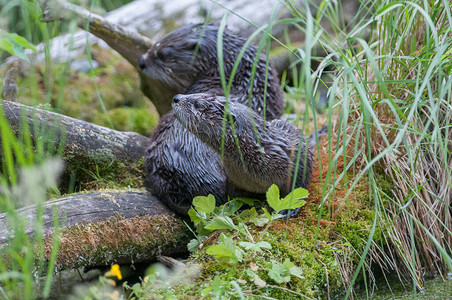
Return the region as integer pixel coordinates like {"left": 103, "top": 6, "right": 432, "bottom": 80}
{"left": 139, "top": 23, "right": 283, "bottom": 119}
{"left": 172, "top": 93, "right": 312, "bottom": 210}
{"left": 141, "top": 24, "right": 285, "bottom": 215}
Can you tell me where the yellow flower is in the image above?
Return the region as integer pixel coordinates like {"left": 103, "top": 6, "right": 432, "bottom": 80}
{"left": 107, "top": 264, "right": 123, "bottom": 280}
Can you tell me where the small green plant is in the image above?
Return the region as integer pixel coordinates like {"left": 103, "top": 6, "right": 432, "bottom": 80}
{"left": 187, "top": 184, "right": 308, "bottom": 251}
{"left": 185, "top": 184, "right": 308, "bottom": 296}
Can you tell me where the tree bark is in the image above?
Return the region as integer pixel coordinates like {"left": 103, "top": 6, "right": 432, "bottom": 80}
{"left": 0, "top": 190, "right": 190, "bottom": 270}
{"left": 1, "top": 100, "right": 150, "bottom": 187}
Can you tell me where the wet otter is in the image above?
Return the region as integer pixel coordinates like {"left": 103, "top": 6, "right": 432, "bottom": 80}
{"left": 139, "top": 23, "right": 283, "bottom": 119}
{"left": 140, "top": 23, "right": 284, "bottom": 215}
{"left": 172, "top": 93, "right": 312, "bottom": 205}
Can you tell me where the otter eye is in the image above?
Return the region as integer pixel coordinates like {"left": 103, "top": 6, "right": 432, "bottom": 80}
{"left": 157, "top": 51, "right": 165, "bottom": 60}
{"left": 156, "top": 48, "right": 172, "bottom": 61}
{"left": 194, "top": 101, "right": 201, "bottom": 109}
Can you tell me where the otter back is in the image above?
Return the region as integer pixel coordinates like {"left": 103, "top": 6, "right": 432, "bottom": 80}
{"left": 172, "top": 93, "right": 313, "bottom": 198}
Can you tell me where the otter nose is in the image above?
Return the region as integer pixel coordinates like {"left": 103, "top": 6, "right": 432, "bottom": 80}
{"left": 173, "top": 95, "right": 181, "bottom": 104}
{"left": 139, "top": 56, "right": 146, "bottom": 70}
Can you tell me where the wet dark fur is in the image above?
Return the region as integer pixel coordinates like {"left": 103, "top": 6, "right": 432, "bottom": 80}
{"left": 141, "top": 24, "right": 284, "bottom": 215}
{"left": 139, "top": 23, "right": 283, "bottom": 119}
{"left": 173, "top": 93, "right": 312, "bottom": 200}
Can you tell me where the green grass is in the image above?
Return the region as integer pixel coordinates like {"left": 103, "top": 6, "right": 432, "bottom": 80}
{"left": 0, "top": 0, "right": 451, "bottom": 298}
{"left": 296, "top": 0, "right": 452, "bottom": 295}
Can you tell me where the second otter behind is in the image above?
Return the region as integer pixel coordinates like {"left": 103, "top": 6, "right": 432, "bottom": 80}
{"left": 172, "top": 93, "right": 313, "bottom": 214}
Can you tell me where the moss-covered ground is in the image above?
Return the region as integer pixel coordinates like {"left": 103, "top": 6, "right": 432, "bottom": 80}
{"left": 4, "top": 44, "right": 159, "bottom": 137}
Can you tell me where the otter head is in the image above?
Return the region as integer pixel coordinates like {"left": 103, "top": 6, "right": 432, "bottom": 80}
{"left": 172, "top": 93, "right": 236, "bottom": 149}
{"left": 139, "top": 24, "right": 222, "bottom": 92}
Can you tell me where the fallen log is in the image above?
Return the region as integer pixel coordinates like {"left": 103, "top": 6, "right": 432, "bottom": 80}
{"left": 39, "top": 0, "right": 153, "bottom": 69}
{"left": 0, "top": 190, "right": 190, "bottom": 270}
{"left": 33, "top": 0, "right": 287, "bottom": 65}
{"left": 1, "top": 100, "right": 150, "bottom": 187}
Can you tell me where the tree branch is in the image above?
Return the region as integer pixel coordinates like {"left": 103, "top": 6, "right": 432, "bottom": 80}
{"left": 39, "top": 0, "right": 153, "bottom": 68}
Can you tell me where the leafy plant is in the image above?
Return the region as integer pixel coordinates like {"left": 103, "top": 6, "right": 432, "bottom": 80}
{"left": 184, "top": 185, "right": 308, "bottom": 296}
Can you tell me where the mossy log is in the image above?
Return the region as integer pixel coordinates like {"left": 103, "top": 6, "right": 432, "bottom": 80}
{"left": 1, "top": 100, "right": 150, "bottom": 185}
{"left": 0, "top": 190, "right": 190, "bottom": 270}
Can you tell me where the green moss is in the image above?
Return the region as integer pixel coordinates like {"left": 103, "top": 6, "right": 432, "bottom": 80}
{"left": 126, "top": 157, "right": 380, "bottom": 298}
{"left": 46, "top": 207, "right": 190, "bottom": 270}
{"left": 62, "top": 157, "right": 145, "bottom": 191}
{"left": 15, "top": 46, "right": 159, "bottom": 137}
{"left": 138, "top": 205, "right": 361, "bottom": 298}
{"left": 334, "top": 205, "right": 382, "bottom": 250}
{"left": 94, "top": 107, "right": 158, "bottom": 136}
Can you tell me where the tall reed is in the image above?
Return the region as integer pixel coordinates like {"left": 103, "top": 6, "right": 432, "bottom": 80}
{"left": 283, "top": 0, "right": 451, "bottom": 295}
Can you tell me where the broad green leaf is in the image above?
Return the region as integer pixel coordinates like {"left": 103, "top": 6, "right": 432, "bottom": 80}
{"left": 206, "top": 234, "right": 242, "bottom": 263}
{"left": 245, "top": 269, "right": 255, "bottom": 278}
{"left": 206, "top": 244, "right": 235, "bottom": 258}
{"left": 239, "top": 241, "right": 272, "bottom": 253}
{"left": 0, "top": 39, "right": 13, "bottom": 54}
{"left": 234, "top": 197, "right": 257, "bottom": 205}
{"left": 0, "top": 31, "right": 36, "bottom": 62}
{"left": 282, "top": 258, "right": 295, "bottom": 269}
{"left": 219, "top": 199, "right": 243, "bottom": 215}
{"left": 193, "top": 194, "right": 216, "bottom": 214}
{"left": 281, "top": 198, "right": 306, "bottom": 211}
{"left": 267, "top": 260, "right": 291, "bottom": 284}
{"left": 289, "top": 266, "right": 304, "bottom": 279}
{"left": 283, "top": 187, "right": 309, "bottom": 203}
{"left": 239, "top": 241, "right": 261, "bottom": 252}
{"left": 187, "top": 239, "right": 201, "bottom": 253}
{"left": 268, "top": 186, "right": 308, "bottom": 213}
{"left": 11, "top": 42, "right": 28, "bottom": 61}
{"left": 187, "top": 207, "right": 201, "bottom": 223}
{"left": 266, "top": 184, "right": 280, "bottom": 210}
{"left": 7, "top": 33, "right": 36, "bottom": 51}
{"left": 205, "top": 216, "right": 236, "bottom": 230}
{"left": 282, "top": 258, "right": 304, "bottom": 279}
{"left": 253, "top": 217, "right": 270, "bottom": 227}
{"left": 254, "top": 274, "right": 267, "bottom": 287}
{"left": 257, "top": 241, "right": 272, "bottom": 250}
{"left": 268, "top": 266, "right": 287, "bottom": 284}
{"left": 239, "top": 207, "right": 258, "bottom": 219}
